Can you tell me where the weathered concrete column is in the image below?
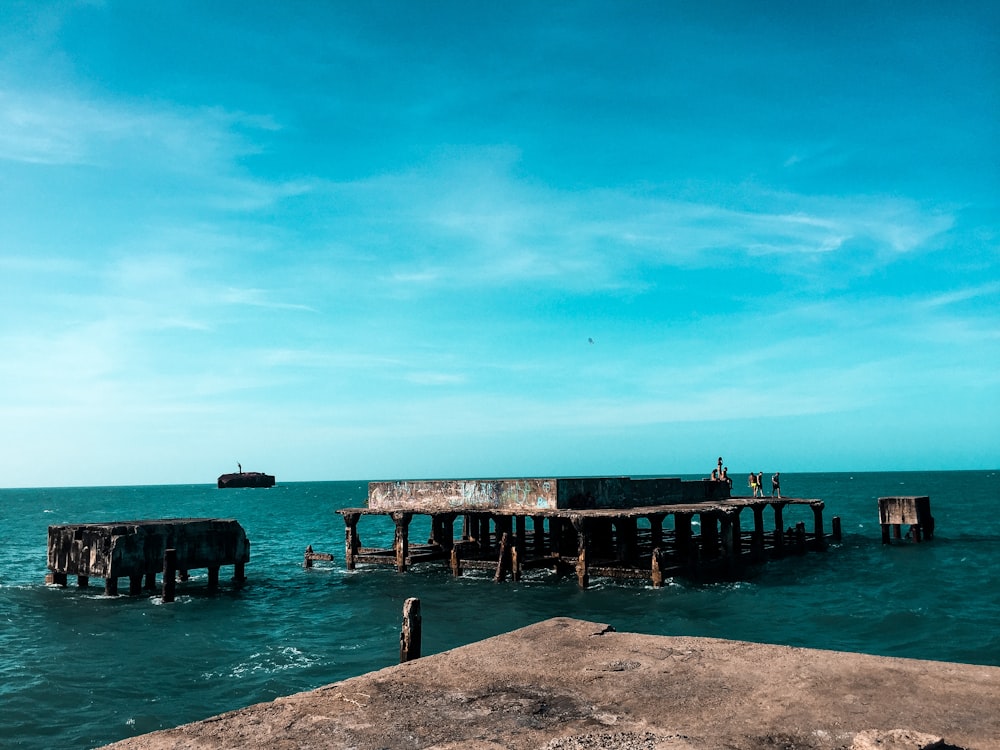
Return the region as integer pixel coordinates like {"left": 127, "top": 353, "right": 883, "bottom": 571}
{"left": 207, "top": 566, "right": 219, "bottom": 589}
{"left": 614, "top": 517, "right": 638, "bottom": 564}
{"left": 700, "top": 512, "right": 719, "bottom": 559}
{"left": 731, "top": 508, "right": 742, "bottom": 559}
{"left": 478, "top": 515, "right": 492, "bottom": 558}
{"left": 571, "top": 516, "right": 590, "bottom": 589}
{"left": 77, "top": 575, "right": 89, "bottom": 589}
{"left": 399, "top": 597, "right": 421, "bottom": 663}
{"left": 163, "top": 548, "right": 177, "bottom": 603}
{"left": 392, "top": 511, "right": 413, "bottom": 573}
{"left": 811, "top": 502, "right": 826, "bottom": 550}
{"left": 144, "top": 571, "right": 157, "bottom": 592}
{"left": 343, "top": 512, "right": 361, "bottom": 570}
{"left": 719, "top": 513, "right": 738, "bottom": 575}
{"left": 674, "top": 513, "right": 693, "bottom": 561}
{"left": 531, "top": 515, "right": 546, "bottom": 556}
{"left": 648, "top": 514, "right": 665, "bottom": 552}
{"left": 436, "top": 513, "right": 457, "bottom": 553}
{"left": 129, "top": 574, "right": 142, "bottom": 595}
{"left": 233, "top": 560, "right": 246, "bottom": 583}
{"left": 832, "top": 516, "right": 842, "bottom": 542}
{"left": 751, "top": 503, "right": 766, "bottom": 561}
{"left": 795, "top": 522, "right": 807, "bottom": 554}
{"left": 104, "top": 577, "right": 118, "bottom": 596}
{"left": 773, "top": 503, "right": 786, "bottom": 552}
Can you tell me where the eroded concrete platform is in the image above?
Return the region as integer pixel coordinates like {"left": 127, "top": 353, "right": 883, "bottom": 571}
{"left": 102, "top": 617, "right": 1000, "bottom": 750}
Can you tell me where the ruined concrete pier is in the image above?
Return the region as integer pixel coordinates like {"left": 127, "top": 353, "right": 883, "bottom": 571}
{"left": 879, "top": 495, "right": 934, "bottom": 543}
{"left": 46, "top": 518, "right": 250, "bottom": 596}
{"left": 338, "top": 477, "right": 837, "bottom": 587}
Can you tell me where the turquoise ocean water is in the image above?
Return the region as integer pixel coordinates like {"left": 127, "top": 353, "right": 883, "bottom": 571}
{"left": 1, "top": 471, "right": 998, "bottom": 749}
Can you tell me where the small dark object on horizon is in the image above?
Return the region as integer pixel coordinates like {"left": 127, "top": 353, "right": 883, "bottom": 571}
{"left": 218, "top": 471, "right": 275, "bottom": 489}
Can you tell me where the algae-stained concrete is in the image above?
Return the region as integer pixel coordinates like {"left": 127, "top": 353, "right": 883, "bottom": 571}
{"left": 102, "top": 618, "right": 1000, "bottom": 750}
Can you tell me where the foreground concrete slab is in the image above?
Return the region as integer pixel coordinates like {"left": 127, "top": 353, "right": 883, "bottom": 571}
{"left": 102, "top": 617, "right": 1000, "bottom": 750}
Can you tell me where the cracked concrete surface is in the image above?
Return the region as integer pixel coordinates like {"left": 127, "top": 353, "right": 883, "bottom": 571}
{"left": 101, "top": 618, "right": 1000, "bottom": 750}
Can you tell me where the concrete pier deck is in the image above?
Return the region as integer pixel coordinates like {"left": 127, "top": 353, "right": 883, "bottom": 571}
{"left": 102, "top": 617, "right": 1000, "bottom": 750}
{"left": 340, "top": 477, "right": 833, "bottom": 587}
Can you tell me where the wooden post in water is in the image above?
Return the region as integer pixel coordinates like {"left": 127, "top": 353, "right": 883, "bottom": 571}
{"left": 162, "top": 548, "right": 177, "bottom": 603}
{"left": 572, "top": 516, "right": 590, "bottom": 589}
{"left": 494, "top": 532, "right": 511, "bottom": 583}
{"left": 832, "top": 516, "right": 842, "bottom": 542}
{"left": 651, "top": 547, "right": 665, "bottom": 588}
{"left": 400, "top": 597, "right": 421, "bottom": 663}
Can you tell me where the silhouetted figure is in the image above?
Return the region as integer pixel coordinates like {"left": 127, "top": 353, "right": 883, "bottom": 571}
{"left": 771, "top": 472, "right": 781, "bottom": 498}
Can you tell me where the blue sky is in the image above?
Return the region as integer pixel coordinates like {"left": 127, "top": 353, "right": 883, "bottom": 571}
{"left": 1, "top": 1, "right": 997, "bottom": 487}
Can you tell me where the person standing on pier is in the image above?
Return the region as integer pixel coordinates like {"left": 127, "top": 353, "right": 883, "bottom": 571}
{"left": 757, "top": 471, "right": 764, "bottom": 498}
{"left": 771, "top": 472, "right": 781, "bottom": 498}
{"left": 748, "top": 472, "right": 757, "bottom": 497}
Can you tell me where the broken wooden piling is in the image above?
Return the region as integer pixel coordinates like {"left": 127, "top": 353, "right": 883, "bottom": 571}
{"left": 400, "top": 597, "right": 421, "bottom": 663}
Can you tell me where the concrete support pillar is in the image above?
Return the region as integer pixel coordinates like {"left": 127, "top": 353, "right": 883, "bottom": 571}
{"left": 104, "top": 577, "right": 118, "bottom": 596}
{"left": 343, "top": 512, "right": 361, "bottom": 570}
{"left": 392, "top": 511, "right": 412, "bottom": 573}
{"left": 811, "top": 502, "right": 826, "bottom": 550}
{"left": 162, "top": 548, "right": 177, "bottom": 603}
{"left": 207, "top": 566, "right": 219, "bottom": 589}
{"left": 648, "top": 514, "right": 665, "bottom": 553}
{"left": 751, "top": 504, "right": 766, "bottom": 561}
{"left": 773, "top": 503, "right": 786, "bottom": 552}
{"left": 700, "top": 512, "right": 719, "bottom": 559}
{"left": 614, "top": 517, "right": 638, "bottom": 564}
{"left": 478, "top": 515, "right": 492, "bottom": 558}
{"left": 531, "top": 515, "right": 546, "bottom": 556}
{"left": 674, "top": 513, "right": 693, "bottom": 561}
